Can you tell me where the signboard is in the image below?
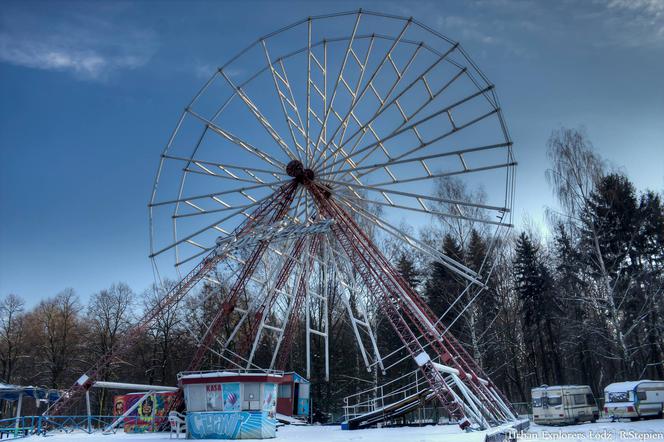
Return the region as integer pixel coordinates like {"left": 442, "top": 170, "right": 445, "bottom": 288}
{"left": 206, "top": 383, "right": 223, "bottom": 411}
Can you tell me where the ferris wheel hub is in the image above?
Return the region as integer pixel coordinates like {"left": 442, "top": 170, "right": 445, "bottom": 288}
{"left": 286, "top": 159, "right": 314, "bottom": 183}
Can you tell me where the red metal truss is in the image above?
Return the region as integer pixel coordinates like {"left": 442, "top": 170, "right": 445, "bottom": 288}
{"left": 275, "top": 236, "right": 320, "bottom": 371}
{"left": 306, "top": 182, "right": 471, "bottom": 428}
{"left": 186, "top": 183, "right": 298, "bottom": 372}
{"left": 235, "top": 236, "right": 309, "bottom": 361}
{"left": 45, "top": 181, "right": 297, "bottom": 416}
{"left": 306, "top": 180, "right": 516, "bottom": 427}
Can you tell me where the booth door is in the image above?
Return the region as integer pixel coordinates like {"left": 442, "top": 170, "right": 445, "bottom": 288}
{"left": 292, "top": 383, "right": 299, "bottom": 415}
{"left": 297, "top": 383, "right": 310, "bottom": 416}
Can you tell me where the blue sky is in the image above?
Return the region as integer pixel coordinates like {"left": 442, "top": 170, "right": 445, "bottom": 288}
{"left": 1, "top": 0, "right": 663, "bottom": 306}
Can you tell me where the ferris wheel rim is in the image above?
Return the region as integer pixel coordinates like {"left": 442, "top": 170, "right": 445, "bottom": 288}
{"left": 148, "top": 8, "right": 516, "bottom": 287}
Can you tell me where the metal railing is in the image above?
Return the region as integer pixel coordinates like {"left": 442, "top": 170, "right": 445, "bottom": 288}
{"left": 176, "top": 368, "right": 286, "bottom": 381}
{"left": 0, "top": 414, "right": 166, "bottom": 438}
{"left": 343, "top": 370, "right": 432, "bottom": 421}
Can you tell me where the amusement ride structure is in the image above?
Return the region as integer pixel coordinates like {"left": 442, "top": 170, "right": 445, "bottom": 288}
{"left": 45, "top": 10, "right": 518, "bottom": 431}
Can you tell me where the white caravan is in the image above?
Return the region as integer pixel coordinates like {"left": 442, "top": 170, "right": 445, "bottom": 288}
{"left": 531, "top": 385, "right": 599, "bottom": 425}
{"left": 604, "top": 380, "right": 664, "bottom": 420}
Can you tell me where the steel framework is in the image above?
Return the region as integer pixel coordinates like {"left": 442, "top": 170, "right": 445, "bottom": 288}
{"left": 46, "top": 10, "right": 518, "bottom": 431}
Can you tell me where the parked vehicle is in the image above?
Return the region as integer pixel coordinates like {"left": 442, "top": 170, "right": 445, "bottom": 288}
{"left": 604, "top": 380, "right": 664, "bottom": 421}
{"left": 531, "top": 385, "right": 599, "bottom": 425}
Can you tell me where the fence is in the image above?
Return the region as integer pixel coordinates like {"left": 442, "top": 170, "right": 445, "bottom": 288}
{"left": 0, "top": 414, "right": 155, "bottom": 439}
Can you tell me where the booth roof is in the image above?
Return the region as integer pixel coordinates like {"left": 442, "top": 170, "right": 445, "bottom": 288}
{"left": 0, "top": 383, "right": 60, "bottom": 402}
{"left": 178, "top": 371, "right": 284, "bottom": 380}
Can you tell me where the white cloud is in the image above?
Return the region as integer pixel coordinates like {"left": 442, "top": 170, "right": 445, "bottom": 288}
{"left": 0, "top": 7, "right": 157, "bottom": 81}
{"left": 594, "top": 0, "right": 664, "bottom": 47}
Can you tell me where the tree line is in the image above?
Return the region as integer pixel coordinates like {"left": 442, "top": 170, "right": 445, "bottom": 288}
{"left": 1, "top": 127, "right": 662, "bottom": 419}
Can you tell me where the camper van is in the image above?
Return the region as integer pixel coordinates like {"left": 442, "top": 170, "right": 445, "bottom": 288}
{"left": 604, "top": 380, "right": 664, "bottom": 420}
{"left": 531, "top": 385, "right": 599, "bottom": 425}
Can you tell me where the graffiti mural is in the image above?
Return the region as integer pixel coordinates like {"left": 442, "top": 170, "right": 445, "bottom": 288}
{"left": 186, "top": 411, "right": 276, "bottom": 439}
{"left": 113, "top": 392, "right": 175, "bottom": 433}
{"left": 262, "top": 383, "right": 277, "bottom": 420}
{"left": 223, "top": 383, "right": 241, "bottom": 412}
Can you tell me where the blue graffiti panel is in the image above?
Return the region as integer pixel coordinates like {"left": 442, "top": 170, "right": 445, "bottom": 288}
{"left": 187, "top": 411, "right": 276, "bottom": 439}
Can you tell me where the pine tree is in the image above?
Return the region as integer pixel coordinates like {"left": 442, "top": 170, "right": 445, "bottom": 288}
{"left": 396, "top": 253, "right": 420, "bottom": 289}
{"left": 424, "top": 234, "right": 466, "bottom": 341}
{"left": 579, "top": 173, "right": 640, "bottom": 376}
{"left": 513, "top": 233, "right": 561, "bottom": 386}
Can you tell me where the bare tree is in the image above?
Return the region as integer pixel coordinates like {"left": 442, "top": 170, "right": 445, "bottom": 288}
{"left": 0, "top": 294, "right": 25, "bottom": 384}
{"left": 546, "top": 127, "right": 633, "bottom": 375}
{"left": 87, "top": 283, "right": 134, "bottom": 413}
{"left": 26, "top": 289, "right": 83, "bottom": 388}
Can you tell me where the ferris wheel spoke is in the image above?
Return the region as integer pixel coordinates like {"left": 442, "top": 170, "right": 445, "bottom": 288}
{"left": 183, "top": 167, "right": 279, "bottom": 186}
{"left": 310, "top": 11, "right": 362, "bottom": 166}
{"left": 150, "top": 181, "right": 281, "bottom": 207}
{"left": 317, "top": 34, "right": 375, "bottom": 170}
{"left": 394, "top": 68, "right": 467, "bottom": 133}
{"left": 219, "top": 70, "right": 297, "bottom": 163}
{"left": 151, "top": 191, "right": 276, "bottom": 258}
{"left": 337, "top": 108, "right": 502, "bottom": 186}
{"left": 306, "top": 18, "right": 312, "bottom": 163}
{"left": 316, "top": 42, "right": 459, "bottom": 172}
{"left": 323, "top": 42, "right": 423, "bottom": 175}
{"left": 334, "top": 194, "right": 484, "bottom": 285}
{"left": 262, "top": 40, "right": 307, "bottom": 161}
{"left": 173, "top": 201, "right": 258, "bottom": 219}
{"left": 320, "top": 84, "right": 495, "bottom": 175}
{"left": 186, "top": 109, "right": 286, "bottom": 170}
{"left": 312, "top": 34, "right": 375, "bottom": 178}
{"left": 340, "top": 191, "right": 511, "bottom": 227}
{"left": 163, "top": 154, "right": 287, "bottom": 178}
{"left": 320, "top": 177, "right": 509, "bottom": 213}
{"left": 311, "top": 18, "right": 413, "bottom": 169}
{"left": 361, "top": 161, "right": 517, "bottom": 187}
{"left": 316, "top": 142, "right": 511, "bottom": 178}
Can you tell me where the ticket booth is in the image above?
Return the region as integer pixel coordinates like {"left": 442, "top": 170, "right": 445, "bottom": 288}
{"left": 179, "top": 371, "right": 281, "bottom": 439}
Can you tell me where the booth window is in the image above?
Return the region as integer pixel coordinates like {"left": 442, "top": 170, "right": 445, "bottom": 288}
{"left": 185, "top": 384, "right": 206, "bottom": 412}
{"left": 244, "top": 383, "right": 260, "bottom": 410}
{"left": 278, "top": 384, "right": 291, "bottom": 399}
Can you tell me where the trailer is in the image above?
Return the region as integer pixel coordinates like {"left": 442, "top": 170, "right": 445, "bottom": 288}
{"left": 531, "top": 385, "right": 598, "bottom": 425}
{"left": 604, "top": 380, "right": 664, "bottom": 421}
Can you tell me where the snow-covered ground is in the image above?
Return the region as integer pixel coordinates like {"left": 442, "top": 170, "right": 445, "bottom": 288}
{"left": 21, "top": 424, "right": 483, "bottom": 442}
{"left": 523, "top": 419, "right": 664, "bottom": 441}
{"left": 19, "top": 419, "right": 664, "bottom": 441}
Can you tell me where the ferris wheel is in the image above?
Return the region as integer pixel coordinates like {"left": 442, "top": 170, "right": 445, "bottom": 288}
{"left": 49, "top": 10, "right": 517, "bottom": 430}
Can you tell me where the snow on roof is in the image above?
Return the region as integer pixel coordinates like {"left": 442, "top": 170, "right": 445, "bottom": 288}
{"left": 0, "top": 383, "right": 60, "bottom": 402}
{"left": 178, "top": 371, "right": 283, "bottom": 380}
{"left": 531, "top": 385, "right": 589, "bottom": 391}
{"left": 604, "top": 380, "right": 660, "bottom": 393}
